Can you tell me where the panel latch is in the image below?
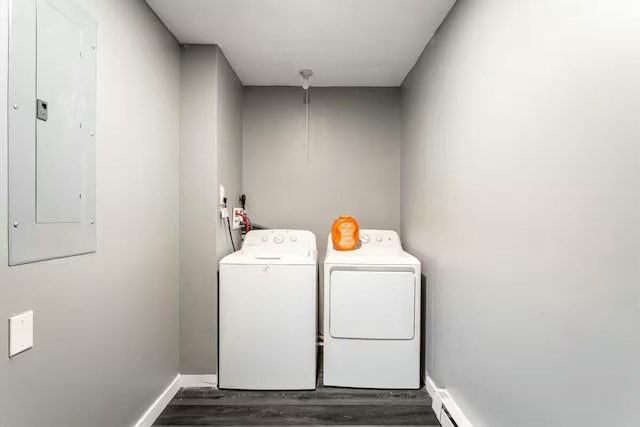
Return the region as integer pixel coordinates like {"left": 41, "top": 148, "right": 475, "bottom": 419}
{"left": 36, "top": 99, "right": 48, "bottom": 121}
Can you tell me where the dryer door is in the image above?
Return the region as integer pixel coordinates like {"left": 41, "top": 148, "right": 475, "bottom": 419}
{"left": 329, "top": 270, "right": 415, "bottom": 340}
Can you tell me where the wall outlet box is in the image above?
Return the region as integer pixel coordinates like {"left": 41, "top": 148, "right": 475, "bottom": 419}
{"left": 9, "top": 311, "right": 34, "bottom": 358}
{"left": 232, "top": 208, "right": 244, "bottom": 230}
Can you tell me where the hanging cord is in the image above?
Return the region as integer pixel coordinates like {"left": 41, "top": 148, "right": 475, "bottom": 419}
{"left": 226, "top": 216, "right": 236, "bottom": 252}
{"left": 305, "top": 88, "right": 310, "bottom": 163}
{"left": 299, "top": 69, "right": 313, "bottom": 164}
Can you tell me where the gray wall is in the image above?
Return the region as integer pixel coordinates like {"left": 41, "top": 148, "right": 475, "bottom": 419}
{"left": 243, "top": 87, "right": 401, "bottom": 247}
{"left": 215, "top": 50, "right": 244, "bottom": 261}
{"left": 179, "top": 45, "right": 218, "bottom": 375}
{"left": 0, "top": 0, "right": 181, "bottom": 426}
{"left": 179, "top": 45, "right": 242, "bottom": 374}
{"left": 402, "top": 1, "right": 640, "bottom": 426}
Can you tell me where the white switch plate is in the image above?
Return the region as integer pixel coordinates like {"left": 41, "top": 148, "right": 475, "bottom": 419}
{"left": 9, "top": 310, "right": 34, "bottom": 358}
{"left": 219, "top": 185, "right": 226, "bottom": 206}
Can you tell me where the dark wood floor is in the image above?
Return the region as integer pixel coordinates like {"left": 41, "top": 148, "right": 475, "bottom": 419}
{"left": 154, "top": 348, "right": 439, "bottom": 426}
{"left": 153, "top": 369, "right": 439, "bottom": 426}
{"left": 153, "top": 386, "right": 439, "bottom": 426}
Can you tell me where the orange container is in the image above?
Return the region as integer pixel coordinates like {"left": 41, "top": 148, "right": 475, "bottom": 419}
{"left": 331, "top": 216, "right": 360, "bottom": 251}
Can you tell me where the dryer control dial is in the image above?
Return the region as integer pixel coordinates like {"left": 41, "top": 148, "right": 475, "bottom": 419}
{"left": 360, "top": 234, "right": 370, "bottom": 244}
{"left": 274, "top": 234, "right": 285, "bottom": 244}
{"left": 375, "top": 235, "right": 383, "bottom": 243}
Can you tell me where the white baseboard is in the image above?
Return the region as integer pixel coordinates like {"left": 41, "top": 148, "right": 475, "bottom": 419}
{"left": 425, "top": 374, "right": 474, "bottom": 427}
{"left": 133, "top": 374, "right": 217, "bottom": 427}
{"left": 425, "top": 375, "right": 438, "bottom": 397}
{"left": 180, "top": 374, "right": 218, "bottom": 388}
{"left": 133, "top": 374, "right": 181, "bottom": 427}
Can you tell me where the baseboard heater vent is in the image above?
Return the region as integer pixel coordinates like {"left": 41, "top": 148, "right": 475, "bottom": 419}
{"left": 440, "top": 399, "right": 459, "bottom": 427}
{"left": 429, "top": 384, "right": 473, "bottom": 427}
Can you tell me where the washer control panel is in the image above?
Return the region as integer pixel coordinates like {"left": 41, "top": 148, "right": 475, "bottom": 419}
{"left": 243, "top": 229, "right": 315, "bottom": 251}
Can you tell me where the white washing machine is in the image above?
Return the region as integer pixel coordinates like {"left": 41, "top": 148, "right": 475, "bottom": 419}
{"left": 219, "top": 229, "right": 317, "bottom": 390}
{"left": 323, "top": 229, "right": 421, "bottom": 389}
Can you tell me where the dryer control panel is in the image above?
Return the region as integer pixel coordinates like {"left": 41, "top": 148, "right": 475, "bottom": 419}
{"left": 358, "top": 230, "right": 402, "bottom": 249}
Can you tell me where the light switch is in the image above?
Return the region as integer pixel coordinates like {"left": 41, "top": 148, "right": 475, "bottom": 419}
{"left": 9, "top": 311, "right": 34, "bottom": 358}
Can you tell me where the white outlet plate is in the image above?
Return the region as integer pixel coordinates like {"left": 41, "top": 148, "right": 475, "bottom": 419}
{"left": 232, "top": 208, "right": 244, "bottom": 230}
{"left": 9, "top": 310, "right": 34, "bottom": 358}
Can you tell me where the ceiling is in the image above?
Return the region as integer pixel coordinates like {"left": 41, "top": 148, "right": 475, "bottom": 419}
{"left": 146, "top": 0, "right": 455, "bottom": 87}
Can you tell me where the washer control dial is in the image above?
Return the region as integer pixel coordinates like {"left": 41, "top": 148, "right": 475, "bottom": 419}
{"left": 376, "top": 235, "right": 383, "bottom": 243}
{"left": 360, "top": 234, "right": 370, "bottom": 243}
{"left": 290, "top": 235, "right": 298, "bottom": 242}
{"left": 274, "top": 234, "right": 285, "bottom": 244}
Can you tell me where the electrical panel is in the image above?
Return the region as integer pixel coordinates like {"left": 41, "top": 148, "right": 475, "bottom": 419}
{"left": 8, "top": 0, "right": 97, "bottom": 265}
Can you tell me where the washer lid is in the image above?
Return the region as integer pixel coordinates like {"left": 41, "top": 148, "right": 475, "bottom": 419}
{"left": 220, "top": 229, "right": 318, "bottom": 265}
{"left": 324, "top": 229, "right": 419, "bottom": 266}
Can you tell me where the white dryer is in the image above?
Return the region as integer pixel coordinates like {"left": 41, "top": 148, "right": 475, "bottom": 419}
{"left": 323, "top": 230, "right": 421, "bottom": 389}
{"left": 219, "top": 229, "right": 317, "bottom": 390}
